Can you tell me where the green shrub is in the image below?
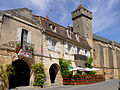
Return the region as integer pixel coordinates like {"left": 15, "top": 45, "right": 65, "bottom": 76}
{"left": 85, "top": 55, "right": 97, "bottom": 75}
{"left": 32, "top": 63, "right": 46, "bottom": 87}
{"left": 88, "top": 71, "right": 96, "bottom": 75}
{"left": 85, "top": 55, "right": 93, "bottom": 68}
{"left": 82, "top": 72, "right": 87, "bottom": 75}
{"left": 59, "top": 58, "right": 72, "bottom": 76}
{"left": 0, "top": 64, "right": 14, "bottom": 89}
{"left": 72, "top": 73, "right": 81, "bottom": 78}
{"left": 74, "top": 73, "right": 81, "bottom": 75}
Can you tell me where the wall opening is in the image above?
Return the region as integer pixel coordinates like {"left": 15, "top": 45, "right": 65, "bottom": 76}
{"left": 49, "top": 64, "right": 59, "bottom": 83}
{"left": 9, "top": 59, "right": 30, "bottom": 89}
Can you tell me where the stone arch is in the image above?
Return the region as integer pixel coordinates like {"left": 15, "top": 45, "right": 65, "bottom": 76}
{"left": 9, "top": 59, "right": 30, "bottom": 89}
{"left": 49, "top": 63, "right": 60, "bottom": 83}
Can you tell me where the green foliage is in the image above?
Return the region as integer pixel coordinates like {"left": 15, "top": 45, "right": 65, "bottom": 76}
{"left": 74, "top": 73, "right": 81, "bottom": 75}
{"left": 16, "top": 43, "right": 21, "bottom": 47}
{"left": 82, "top": 72, "right": 87, "bottom": 75}
{"left": 0, "top": 64, "right": 14, "bottom": 89}
{"left": 85, "top": 55, "right": 93, "bottom": 68}
{"left": 85, "top": 55, "right": 96, "bottom": 75}
{"left": 32, "top": 63, "right": 46, "bottom": 87}
{"left": 59, "top": 58, "right": 72, "bottom": 76}
{"left": 72, "top": 73, "right": 81, "bottom": 78}
{"left": 88, "top": 71, "right": 96, "bottom": 75}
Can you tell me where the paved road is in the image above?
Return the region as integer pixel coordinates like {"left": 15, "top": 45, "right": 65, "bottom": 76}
{"left": 40, "top": 79, "right": 119, "bottom": 90}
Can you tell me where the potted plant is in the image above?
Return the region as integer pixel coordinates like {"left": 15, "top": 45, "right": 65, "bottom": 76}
{"left": 16, "top": 43, "right": 21, "bottom": 53}
{"left": 29, "top": 46, "right": 34, "bottom": 51}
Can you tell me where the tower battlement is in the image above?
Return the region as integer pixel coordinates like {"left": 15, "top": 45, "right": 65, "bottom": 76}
{"left": 72, "top": 4, "right": 92, "bottom": 20}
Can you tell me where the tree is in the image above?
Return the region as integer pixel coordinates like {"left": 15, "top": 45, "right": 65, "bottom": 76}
{"left": 59, "top": 58, "right": 72, "bottom": 76}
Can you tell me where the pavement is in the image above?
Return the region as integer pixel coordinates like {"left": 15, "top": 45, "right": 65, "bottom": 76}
{"left": 40, "top": 79, "right": 119, "bottom": 90}
{"left": 12, "top": 79, "right": 119, "bottom": 90}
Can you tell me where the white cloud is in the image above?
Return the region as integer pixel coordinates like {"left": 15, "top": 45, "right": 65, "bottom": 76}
{"left": 87, "top": 0, "right": 120, "bottom": 33}
{"left": 29, "top": 0, "right": 54, "bottom": 13}
{"left": 58, "top": 6, "right": 71, "bottom": 26}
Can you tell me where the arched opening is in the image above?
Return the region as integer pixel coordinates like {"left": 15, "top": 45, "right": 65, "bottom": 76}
{"left": 49, "top": 64, "right": 59, "bottom": 83}
{"left": 9, "top": 59, "right": 30, "bottom": 89}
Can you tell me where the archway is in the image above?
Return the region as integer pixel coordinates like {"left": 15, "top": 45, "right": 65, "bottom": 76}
{"left": 9, "top": 59, "right": 30, "bottom": 89}
{"left": 49, "top": 64, "right": 59, "bottom": 83}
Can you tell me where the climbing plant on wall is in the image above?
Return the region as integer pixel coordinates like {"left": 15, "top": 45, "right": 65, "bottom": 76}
{"left": 59, "top": 58, "right": 72, "bottom": 76}
{"left": 85, "top": 55, "right": 96, "bottom": 75}
{"left": 85, "top": 55, "right": 93, "bottom": 68}
{"left": 0, "top": 64, "right": 14, "bottom": 90}
{"left": 32, "top": 63, "right": 46, "bottom": 87}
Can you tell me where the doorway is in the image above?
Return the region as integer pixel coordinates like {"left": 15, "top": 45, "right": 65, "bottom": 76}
{"left": 9, "top": 59, "right": 30, "bottom": 89}
{"left": 49, "top": 64, "right": 59, "bottom": 83}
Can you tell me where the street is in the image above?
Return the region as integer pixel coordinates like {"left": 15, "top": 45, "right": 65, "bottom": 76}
{"left": 40, "top": 79, "right": 119, "bottom": 90}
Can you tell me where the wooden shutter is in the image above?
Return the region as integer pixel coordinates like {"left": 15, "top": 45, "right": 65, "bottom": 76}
{"left": 48, "top": 38, "right": 51, "bottom": 50}
{"left": 16, "top": 27, "right": 22, "bottom": 42}
{"left": 57, "top": 41, "right": 60, "bottom": 52}
{"left": 27, "top": 31, "right": 31, "bottom": 44}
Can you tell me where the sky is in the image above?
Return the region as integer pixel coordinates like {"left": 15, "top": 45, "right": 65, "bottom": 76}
{"left": 0, "top": 0, "right": 120, "bottom": 43}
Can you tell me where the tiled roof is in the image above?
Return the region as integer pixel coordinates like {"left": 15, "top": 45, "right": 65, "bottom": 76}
{"left": 37, "top": 16, "right": 91, "bottom": 49}
{"left": 93, "top": 34, "right": 120, "bottom": 47}
{"left": 0, "top": 8, "right": 39, "bottom": 25}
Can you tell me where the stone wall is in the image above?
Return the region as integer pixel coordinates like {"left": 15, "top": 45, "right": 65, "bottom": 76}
{"left": 0, "top": 15, "right": 42, "bottom": 54}
{"left": 93, "top": 40, "right": 120, "bottom": 79}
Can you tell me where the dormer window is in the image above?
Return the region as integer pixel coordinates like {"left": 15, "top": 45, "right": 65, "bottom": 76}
{"left": 75, "top": 33, "right": 79, "bottom": 42}
{"left": 50, "top": 24, "right": 56, "bottom": 31}
{"left": 67, "top": 29, "right": 71, "bottom": 38}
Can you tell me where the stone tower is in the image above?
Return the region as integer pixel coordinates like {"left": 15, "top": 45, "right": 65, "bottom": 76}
{"left": 72, "top": 4, "right": 93, "bottom": 48}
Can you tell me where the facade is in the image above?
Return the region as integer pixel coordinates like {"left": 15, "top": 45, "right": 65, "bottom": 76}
{"left": 0, "top": 4, "right": 120, "bottom": 89}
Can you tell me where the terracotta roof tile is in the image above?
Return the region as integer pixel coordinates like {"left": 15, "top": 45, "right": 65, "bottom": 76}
{"left": 36, "top": 16, "right": 91, "bottom": 49}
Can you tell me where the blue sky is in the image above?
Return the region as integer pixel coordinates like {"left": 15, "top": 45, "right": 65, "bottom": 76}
{"left": 0, "top": 0, "right": 120, "bottom": 42}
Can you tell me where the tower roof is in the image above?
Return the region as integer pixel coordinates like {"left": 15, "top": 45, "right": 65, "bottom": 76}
{"left": 73, "top": 4, "right": 92, "bottom": 13}
{"left": 76, "top": 4, "right": 85, "bottom": 10}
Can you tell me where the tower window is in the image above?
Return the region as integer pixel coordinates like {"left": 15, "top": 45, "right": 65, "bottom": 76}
{"left": 50, "top": 24, "right": 56, "bottom": 31}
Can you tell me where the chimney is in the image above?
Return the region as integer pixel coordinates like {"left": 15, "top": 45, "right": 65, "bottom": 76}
{"left": 46, "top": 15, "right": 49, "bottom": 19}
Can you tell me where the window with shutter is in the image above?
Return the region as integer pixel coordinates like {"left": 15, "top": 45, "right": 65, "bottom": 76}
{"left": 64, "top": 42, "right": 68, "bottom": 54}
{"left": 75, "top": 46, "right": 77, "bottom": 54}
{"left": 48, "top": 38, "right": 52, "bottom": 50}
{"left": 51, "top": 41, "right": 55, "bottom": 51}
{"left": 48, "top": 38, "right": 56, "bottom": 51}
{"left": 80, "top": 48, "right": 83, "bottom": 55}
{"left": 27, "top": 31, "right": 31, "bottom": 44}
{"left": 16, "top": 27, "right": 22, "bottom": 43}
{"left": 72, "top": 45, "right": 75, "bottom": 55}
{"left": 57, "top": 41, "right": 61, "bottom": 52}
{"left": 21, "top": 30, "right": 28, "bottom": 50}
{"left": 77, "top": 47, "right": 80, "bottom": 54}
{"left": 83, "top": 49, "right": 85, "bottom": 55}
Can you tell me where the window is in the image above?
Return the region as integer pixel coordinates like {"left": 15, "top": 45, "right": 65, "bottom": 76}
{"left": 48, "top": 38, "right": 56, "bottom": 51}
{"left": 83, "top": 49, "right": 85, "bottom": 55}
{"left": 72, "top": 45, "right": 75, "bottom": 55}
{"left": 68, "top": 29, "right": 71, "bottom": 36}
{"left": 87, "top": 51, "right": 90, "bottom": 57}
{"left": 50, "top": 24, "right": 55, "bottom": 31}
{"left": 21, "top": 29, "right": 28, "bottom": 49}
{"left": 77, "top": 47, "right": 80, "bottom": 54}
{"left": 16, "top": 27, "right": 31, "bottom": 50}
{"left": 75, "top": 46, "right": 77, "bottom": 54}
{"left": 80, "top": 48, "right": 83, "bottom": 55}
{"left": 57, "top": 40, "right": 61, "bottom": 52}
{"left": 64, "top": 42, "right": 68, "bottom": 54}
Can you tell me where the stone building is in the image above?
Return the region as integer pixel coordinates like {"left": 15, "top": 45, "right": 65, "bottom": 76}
{"left": 0, "top": 4, "right": 120, "bottom": 89}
